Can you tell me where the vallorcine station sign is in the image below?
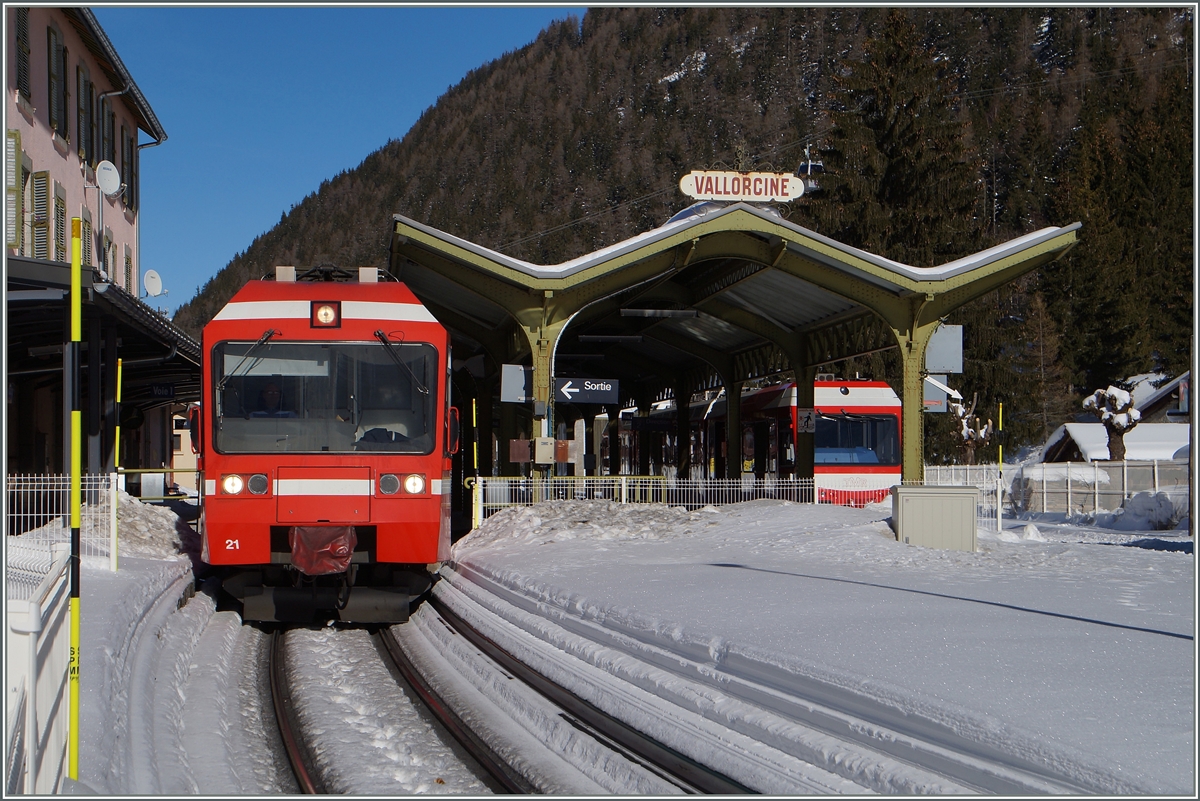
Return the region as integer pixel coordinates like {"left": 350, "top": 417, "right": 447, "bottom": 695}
{"left": 679, "top": 170, "right": 804, "bottom": 203}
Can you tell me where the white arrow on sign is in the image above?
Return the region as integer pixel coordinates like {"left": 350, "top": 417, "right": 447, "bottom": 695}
{"left": 559, "top": 380, "right": 580, "bottom": 400}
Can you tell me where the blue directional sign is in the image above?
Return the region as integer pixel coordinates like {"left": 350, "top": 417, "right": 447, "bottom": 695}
{"left": 555, "top": 377, "right": 619, "bottom": 404}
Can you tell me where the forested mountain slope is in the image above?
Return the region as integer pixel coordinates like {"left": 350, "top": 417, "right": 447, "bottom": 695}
{"left": 172, "top": 7, "right": 1192, "bottom": 458}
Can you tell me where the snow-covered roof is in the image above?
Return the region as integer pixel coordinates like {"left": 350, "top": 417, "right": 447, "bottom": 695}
{"left": 1042, "top": 423, "right": 1191, "bottom": 462}
{"left": 392, "top": 203, "right": 1080, "bottom": 285}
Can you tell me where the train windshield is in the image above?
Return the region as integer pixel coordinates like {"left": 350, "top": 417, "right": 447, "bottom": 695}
{"left": 212, "top": 340, "right": 438, "bottom": 454}
{"left": 814, "top": 413, "right": 900, "bottom": 466}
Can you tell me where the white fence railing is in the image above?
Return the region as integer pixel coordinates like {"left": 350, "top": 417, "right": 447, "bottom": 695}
{"left": 1008, "top": 459, "right": 1190, "bottom": 516}
{"left": 471, "top": 475, "right": 948, "bottom": 526}
{"left": 6, "top": 542, "right": 71, "bottom": 795}
{"left": 6, "top": 473, "right": 118, "bottom": 571}
{"left": 470, "top": 461, "right": 1191, "bottom": 532}
{"left": 472, "top": 476, "right": 823, "bottom": 525}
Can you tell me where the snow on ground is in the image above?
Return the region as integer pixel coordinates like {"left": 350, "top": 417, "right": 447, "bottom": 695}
{"left": 30, "top": 492, "right": 1195, "bottom": 794}
{"left": 285, "top": 627, "right": 491, "bottom": 794}
{"left": 448, "top": 499, "right": 1195, "bottom": 795}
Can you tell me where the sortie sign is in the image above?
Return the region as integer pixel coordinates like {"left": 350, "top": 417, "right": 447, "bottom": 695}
{"left": 679, "top": 170, "right": 803, "bottom": 203}
{"left": 555, "top": 377, "right": 619, "bottom": 405}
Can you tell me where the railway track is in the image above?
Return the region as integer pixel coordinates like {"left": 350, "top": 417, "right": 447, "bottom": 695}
{"left": 268, "top": 629, "right": 324, "bottom": 794}
{"left": 438, "top": 563, "right": 1111, "bottom": 795}
{"left": 382, "top": 599, "right": 752, "bottom": 794}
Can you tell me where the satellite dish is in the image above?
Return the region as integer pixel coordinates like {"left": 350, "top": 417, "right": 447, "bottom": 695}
{"left": 143, "top": 269, "right": 163, "bottom": 297}
{"left": 95, "top": 160, "right": 122, "bottom": 196}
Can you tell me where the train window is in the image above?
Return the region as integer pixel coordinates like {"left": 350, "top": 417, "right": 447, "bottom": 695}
{"left": 212, "top": 340, "right": 438, "bottom": 454}
{"left": 814, "top": 413, "right": 900, "bottom": 466}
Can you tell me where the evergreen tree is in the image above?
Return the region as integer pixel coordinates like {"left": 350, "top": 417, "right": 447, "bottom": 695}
{"left": 807, "top": 9, "right": 980, "bottom": 265}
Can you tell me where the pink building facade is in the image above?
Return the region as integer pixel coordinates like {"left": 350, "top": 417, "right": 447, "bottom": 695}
{"left": 6, "top": 6, "right": 165, "bottom": 291}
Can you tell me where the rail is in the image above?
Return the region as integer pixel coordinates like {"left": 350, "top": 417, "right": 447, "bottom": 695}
{"left": 269, "top": 630, "right": 323, "bottom": 794}
{"left": 377, "top": 628, "right": 535, "bottom": 793}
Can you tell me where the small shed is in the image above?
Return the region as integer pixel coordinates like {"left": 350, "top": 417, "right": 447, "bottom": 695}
{"left": 1041, "top": 423, "right": 1190, "bottom": 463}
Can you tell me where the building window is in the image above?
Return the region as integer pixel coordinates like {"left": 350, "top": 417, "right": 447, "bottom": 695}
{"left": 102, "top": 100, "right": 114, "bottom": 163}
{"left": 121, "top": 125, "right": 132, "bottom": 206}
{"left": 87, "top": 83, "right": 97, "bottom": 167}
{"left": 53, "top": 184, "right": 66, "bottom": 262}
{"left": 77, "top": 65, "right": 93, "bottom": 162}
{"left": 81, "top": 214, "right": 92, "bottom": 266}
{"left": 47, "top": 27, "right": 69, "bottom": 141}
{"left": 5, "top": 130, "right": 22, "bottom": 251}
{"left": 20, "top": 158, "right": 31, "bottom": 257}
{"left": 101, "top": 229, "right": 111, "bottom": 275}
{"left": 15, "top": 9, "right": 31, "bottom": 100}
{"left": 31, "top": 170, "right": 49, "bottom": 259}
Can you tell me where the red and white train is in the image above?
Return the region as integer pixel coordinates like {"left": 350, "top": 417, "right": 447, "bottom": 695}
{"left": 189, "top": 265, "right": 458, "bottom": 623}
{"left": 643, "top": 377, "right": 902, "bottom": 504}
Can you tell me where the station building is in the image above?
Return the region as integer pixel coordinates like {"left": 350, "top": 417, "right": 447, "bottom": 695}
{"left": 6, "top": 7, "right": 200, "bottom": 485}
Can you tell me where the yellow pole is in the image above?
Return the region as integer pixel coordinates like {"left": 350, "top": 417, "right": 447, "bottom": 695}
{"left": 68, "top": 218, "right": 82, "bottom": 779}
{"left": 113, "top": 358, "right": 123, "bottom": 571}
{"left": 471, "top": 398, "right": 479, "bottom": 480}
{"left": 998, "top": 402, "right": 1003, "bottom": 471}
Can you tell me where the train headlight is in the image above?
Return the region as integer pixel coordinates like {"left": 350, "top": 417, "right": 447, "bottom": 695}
{"left": 221, "top": 474, "right": 244, "bottom": 495}
{"left": 311, "top": 301, "right": 341, "bottom": 328}
{"left": 247, "top": 474, "right": 269, "bottom": 495}
{"left": 403, "top": 473, "right": 426, "bottom": 494}
{"left": 379, "top": 474, "right": 400, "bottom": 495}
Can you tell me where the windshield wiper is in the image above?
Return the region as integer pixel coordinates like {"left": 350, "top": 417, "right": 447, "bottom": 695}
{"left": 374, "top": 330, "right": 430, "bottom": 395}
{"left": 217, "top": 329, "right": 278, "bottom": 392}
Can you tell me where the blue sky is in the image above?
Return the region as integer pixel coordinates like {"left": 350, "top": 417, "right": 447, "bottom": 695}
{"left": 91, "top": 5, "right": 585, "bottom": 314}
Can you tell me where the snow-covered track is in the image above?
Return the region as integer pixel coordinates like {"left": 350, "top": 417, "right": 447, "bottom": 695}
{"left": 428, "top": 595, "right": 752, "bottom": 793}
{"left": 377, "top": 627, "right": 537, "bottom": 793}
{"left": 269, "top": 629, "right": 325, "bottom": 794}
{"left": 391, "top": 600, "right": 737, "bottom": 794}
{"left": 442, "top": 562, "right": 1109, "bottom": 795}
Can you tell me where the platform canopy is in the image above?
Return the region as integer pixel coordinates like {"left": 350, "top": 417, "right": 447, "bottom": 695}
{"left": 388, "top": 202, "right": 1080, "bottom": 480}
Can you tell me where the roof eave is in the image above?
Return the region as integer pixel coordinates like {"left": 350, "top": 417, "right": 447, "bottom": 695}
{"left": 63, "top": 8, "right": 167, "bottom": 144}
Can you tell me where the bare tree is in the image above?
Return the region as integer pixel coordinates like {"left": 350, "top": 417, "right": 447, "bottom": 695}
{"left": 1083, "top": 385, "right": 1141, "bottom": 461}
{"left": 949, "top": 392, "right": 993, "bottom": 465}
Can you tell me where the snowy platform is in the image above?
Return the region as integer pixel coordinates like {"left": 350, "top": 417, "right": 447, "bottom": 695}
{"left": 446, "top": 499, "right": 1195, "bottom": 794}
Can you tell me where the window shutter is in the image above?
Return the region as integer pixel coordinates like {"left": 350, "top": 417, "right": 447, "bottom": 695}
{"left": 6, "top": 130, "right": 22, "bottom": 250}
{"left": 130, "top": 135, "right": 138, "bottom": 211}
{"left": 54, "top": 191, "right": 66, "bottom": 262}
{"left": 31, "top": 170, "right": 49, "bottom": 259}
{"left": 125, "top": 252, "right": 133, "bottom": 293}
{"left": 82, "top": 217, "right": 92, "bottom": 266}
{"left": 77, "top": 67, "right": 89, "bottom": 161}
{"left": 60, "top": 47, "right": 69, "bottom": 141}
{"left": 47, "top": 28, "right": 61, "bottom": 133}
{"left": 121, "top": 125, "right": 131, "bottom": 203}
{"left": 16, "top": 9, "right": 31, "bottom": 99}
{"left": 102, "top": 102, "right": 113, "bottom": 163}
{"left": 87, "top": 83, "right": 97, "bottom": 167}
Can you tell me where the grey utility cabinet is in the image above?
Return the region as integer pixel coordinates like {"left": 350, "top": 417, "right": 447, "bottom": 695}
{"left": 891, "top": 485, "right": 979, "bottom": 552}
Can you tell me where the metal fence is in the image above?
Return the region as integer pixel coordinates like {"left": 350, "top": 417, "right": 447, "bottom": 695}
{"left": 471, "top": 469, "right": 1026, "bottom": 530}
{"left": 1009, "top": 459, "right": 1190, "bottom": 516}
{"left": 474, "top": 476, "right": 911, "bottom": 526}
{"left": 5, "top": 473, "right": 117, "bottom": 570}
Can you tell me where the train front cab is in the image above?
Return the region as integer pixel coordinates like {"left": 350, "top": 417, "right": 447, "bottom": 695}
{"left": 195, "top": 271, "right": 458, "bottom": 624}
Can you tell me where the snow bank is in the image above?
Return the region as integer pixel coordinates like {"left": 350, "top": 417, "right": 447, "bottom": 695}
{"left": 451, "top": 498, "right": 1194, "bottom": 794}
